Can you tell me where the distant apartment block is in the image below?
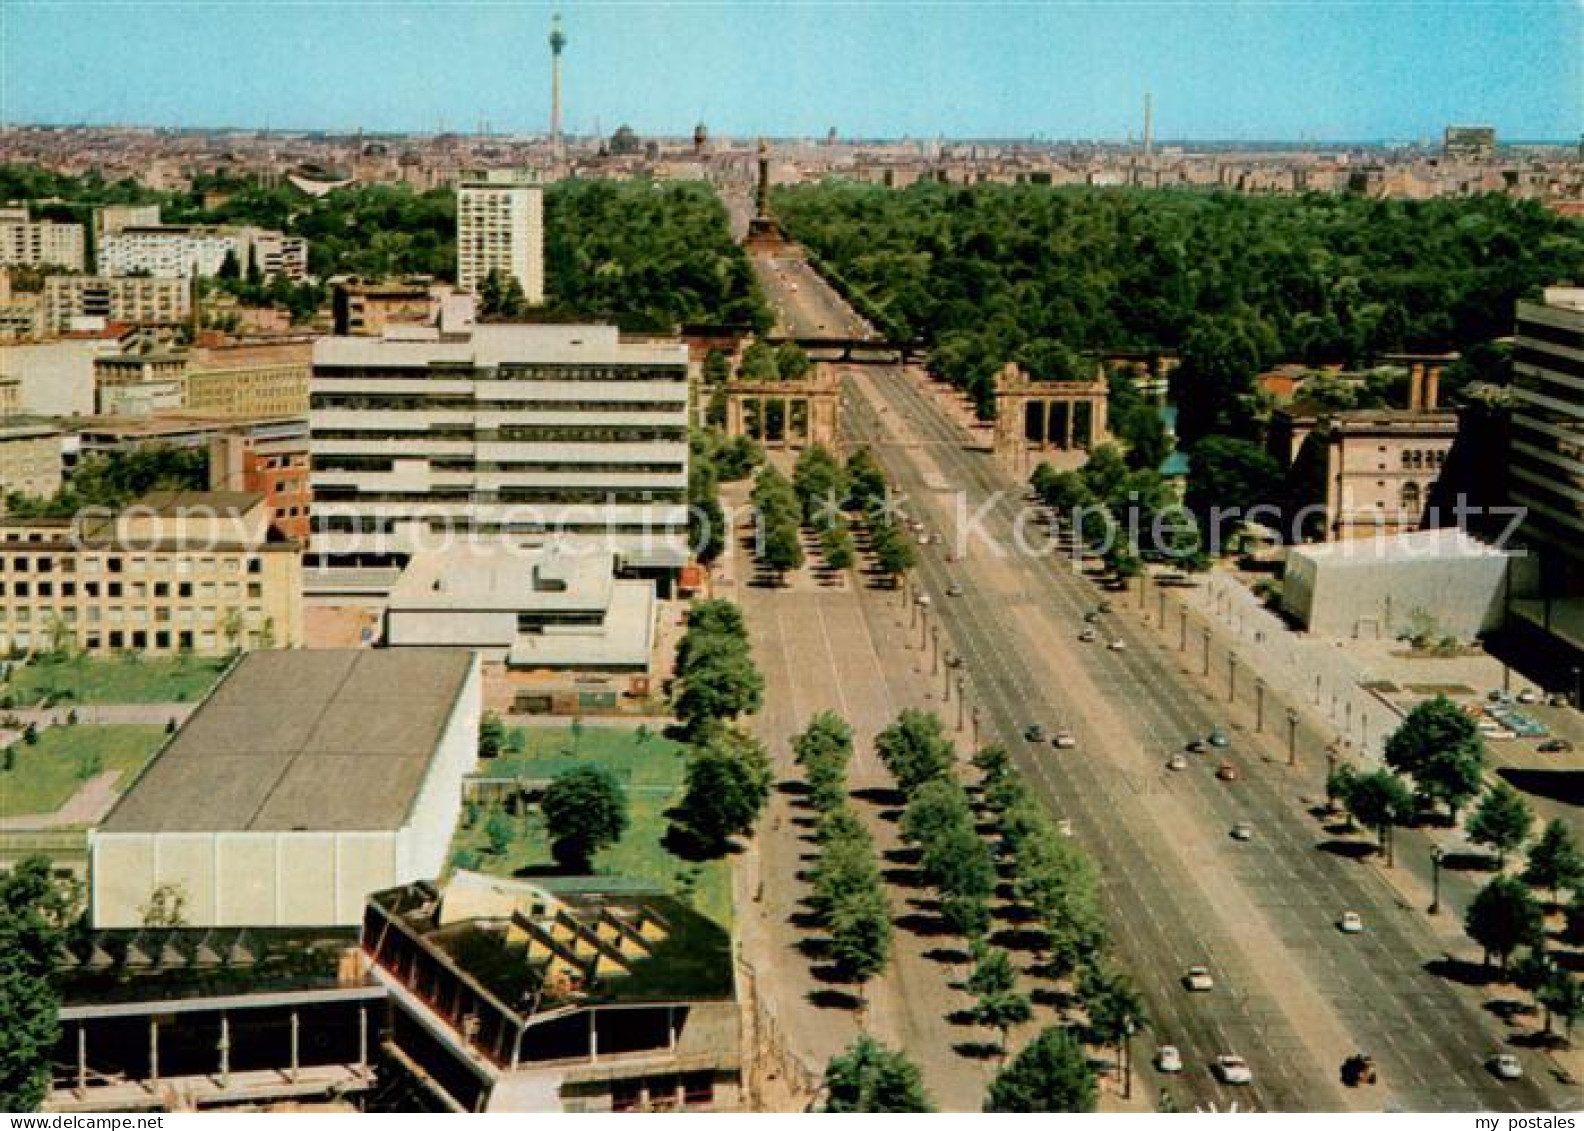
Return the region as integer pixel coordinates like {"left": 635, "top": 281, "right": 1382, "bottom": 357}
{"left": 93, "top": 344, "right": 188, "bottom": 416}
{"left": 457, "top": 170, "right": 545, "bottom": 304}
{"left": 309, "top": 323, "right": 689, "bottom": 580}
{"left": 332, "top": 278, "right": 437, "bottom": 336}
{"left": 209, "top": 428, "right": 313, "bottom": 542}
{"left": 0, "top": 417, "right": 64, "bottom": 502}
{"left": 0, "top": 490, "right": 303, "bottom": 658}
{"left": 42, "top": 274, "right": 190, "bottom": 333}
{"left": 98, "top": 223, "right": 307, "bottom": 280}
{"left": 185, "top": 339, "right": 312, "bottom": 419}
{"left": 0, "top": 207, "right": 86, "bottom": 271}
{"left": 93, "top": 202, "right": 162, "bottom": 245}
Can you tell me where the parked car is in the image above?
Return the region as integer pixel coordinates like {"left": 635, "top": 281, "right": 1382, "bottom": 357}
{"left": 1108, "top": 638, "right": 1127, "bottom": 651}
{"left": 946, "top": 582, "right": 964, "bottom": 597}
{"left": 1213, "top": 1055, "right": 1253, "bottom": 1085}
{"left": 1538, "top": 738, "right": 1574, "bottom": 754}
{"left": 1516, "top": 688, "right": 1539, "bottom": 705}
{"left": 1052, "top": 730, "right": 1077, "bottom": 749}
{"left": 1338, "top": 911, "right": 1364, "bottom": 934}
{"left": 1183, "top": 966, "right": 1215, "bottom": 991}
{"left": 1186, "top": 738, "right": 1209, "bottom": 754}
{"left": 1342, "top": 1053, "right": 1378, "bottom": 1086}
{"left": 1156, "top": 1045, "right": 1183, "bottom": 1073}
{"left": 1489, "top": 1054, "right": 1523, "bottom": 1081}
{"left": 1167, "top": 753, "right": 1189, "bottom": 771}
{"left": 1216, "top": 762, "right": 1238, "bottom": 782}
{"left": 1230, "top": 822, "right": 1253, "bottom": 841}
{"left": 1024, "top": 724, "right": 1046, "bottom": 743}
{"left": 1079, "top": 627, "right": 1098, "bottom": 643}
{"left": 1208, "top": 726, "right": 1230, "bottom": 748}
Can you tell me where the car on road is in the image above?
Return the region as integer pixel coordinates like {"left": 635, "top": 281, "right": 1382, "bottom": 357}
{"left": 916, "top": 533, "right": 930, "bottom": 546}
{"left": 1538, "top": 738, "right": 1574, "bottom": 754}
{"left": 1186, "top": 738, "right": 1208, "bottom": 754}
{"left": 1024, "top": 724, "right": 1046, "bottom": 743}
{"left": 946, "top": 582, "right": 964, "bottom": 597}
{"left": 1338, "top": 911, "right": 1364, "bottom": 934}
{"left": 1183, "top": 966, "right": 1215, "bottom": 992}
{"left": 1230, "top": 822, "right": 1253, "bottom": 841}
{"left": 1052, "top": 730, "right": 1077, "bottom": 749}
{"left": 1108, "top": 638, "right": 1127, "bottom": 651}
{"left": 1489, "top": 1053, "right": 1523, "bottom": 1080}
{"left": 1547, "top": 692, "right": 1571, "bottom": 707}
{"left": 1079, "top": 627, "right": 1098, "bottom": 643}
{"left": 1517, "top": 688, "right": 1539, "bottom": 705}
{"left": 1208, "top": 725, "right": 1230, "bottom": 747}
{"left": 1166, "top": 753, "right": 1188, "bottom": 771}
{"left": 1156, "top": 1045, "right": 1183, "bottom": 1073}
{"left": 1083, "top": 609, "right": 1101, "bottom": 623}
{"left": 1213, "top": 1055, "right": 1253, "bottom": 1085}
{"left": 1216, "top": 762, "right": 1239, "bottom": 782}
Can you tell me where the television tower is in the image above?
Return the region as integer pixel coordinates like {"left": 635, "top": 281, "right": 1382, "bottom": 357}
{"left": 549, "top": 12, "right": 566, "bottom": 153}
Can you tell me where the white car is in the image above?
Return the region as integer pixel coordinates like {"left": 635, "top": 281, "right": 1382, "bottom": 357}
{"left": 1183, "top": 966, "right": 1215, "bottom": 992}
{"left": 1156, "top": 1045, "right": 1183, "bottom": 1073}
{"left": 1489, "top": 1053, "right": 1523, "bottom": 1080}
{"left": 1338, "top": 911, "right": 1364, "bottom": 934}
{"left": 1516, "top": 688, "right": 1539, "bottom": 705}
{"left": 1052, "top": 730, "right": 1077, "bottom": 749}
{"left": 1230, "top": 822, "right": 1253, "bottom": 841}
{"left": 1166, "top": 753, "right": 1189, "bottom": 771}
{"left": 1108, "top": 638, "right": 1127, "bottom": 651}
{"left": 1079, "top": 627, "right": 1098, "bottom": 643}
{"left": 1214, "top": 1055, "right": 1253, "bottom": 1085}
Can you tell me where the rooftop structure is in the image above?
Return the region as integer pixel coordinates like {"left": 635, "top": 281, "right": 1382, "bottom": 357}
{"left": 92, "top": 649, "right": 481, "bottom": 927}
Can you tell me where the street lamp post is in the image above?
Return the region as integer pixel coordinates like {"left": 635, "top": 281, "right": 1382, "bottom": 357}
{"left": 957, "top": 675, "right": 967, "bottom": 731}
{"left": 1158, "top": 585, "right": 1166, "bottom": 627}
{"left": 1286, "top": 708, "right": 1298, "bottom": 766}
{"left": 1179, "top": 607, "right": 1188, "bottom": 652}
{"left": 1228, "top": 653, "right": 1237, "bottom": 703}
{"left": 1429, "top": 846, "right": 1445, "bottom": 915}
{"left": 1201, "top": 626, "right": 1211, "bottom": 677}
{"left": 971, "top": 705, "right": 981, "bottom": 748}
{"left": 1255, "top": 679, "right": 1265, "bottom": 732}
{"left": 931, "top": 624, "right": 940, "bottom": 674}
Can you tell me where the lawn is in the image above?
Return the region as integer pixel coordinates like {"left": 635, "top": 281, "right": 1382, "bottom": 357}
{"left": 450, "top": 725, "right": 734, "bottom": 927}
{"left": 0, "top": 654, "right": 230, "bottom": 707}
{"left": 0, "top": 724, "right": 169, "bottom": 821}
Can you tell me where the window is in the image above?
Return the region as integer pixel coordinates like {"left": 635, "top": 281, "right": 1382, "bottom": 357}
{"left": 1400, "top": 482, "right": 1422, "bottom": 511}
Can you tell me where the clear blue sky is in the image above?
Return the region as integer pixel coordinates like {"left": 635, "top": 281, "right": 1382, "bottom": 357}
{"left": 3, "top": 1, "right": 1579, "bottom": 141}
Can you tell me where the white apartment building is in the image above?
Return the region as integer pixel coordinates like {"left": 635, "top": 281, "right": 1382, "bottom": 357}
{"left": 98, "top": 225, "right": 241, "bottom": 278}
{"left": 0, "top": 210, "right": 86, "bottom": 271}
{"left": 41, "top": 275, "right": 190, "bottom": 333}
{"left": 309, "top": 323, "right": 689, "bottom": 581}
{"left": 96, "top": 225, "right": 308, "bottom": 281}
{"left": 456, "top": 170, "right": 545, "bottom": 304}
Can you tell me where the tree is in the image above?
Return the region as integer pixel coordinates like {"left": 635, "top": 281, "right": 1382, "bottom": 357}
{"left": 900, "top": 778, "right": 974, "bottom": 849}
{"left": 1342, "top": 769, "right": 1414, "bottom": 865}
{"left": 737, "top": 340, "right": 779, "bottom": 380}
{"left": 702, "top": 348, "right": 731, "bottom": 385}
{"left": 484, "top": 809, "right": 515, "bottom": 857}
{"left": 478, "top": 712, "right": 507, "bottom": 760}
{"left": 1536, "top": 970, "right": 1584, "bottom": 1042}
{"left": 1522, "top": 817, "right": 1584, "bottom": 904}
{"left": 541, "top": 765, "right": 629, "bottom": 871}
{"left": 479, "top": 267, "right": 528, "bottom": 320}
{"left": 967, "top": 945, "right": 1032, "bottom": 1057}
{"left": 984, "top": 1025, "right": 1097, "bottom": 1113}
{"left": 1467, "top": 782, "right": 1534, "bottom": 868}
{"left": 776, "top": 341, "right": 813, "bottom": 381}
{"left": 821, "top": 1037, "right": 933, "bottom": 1112}
{"left": 673, "top": 729, "right": 773, "bottom": 853}
{"left": 1465, "top": 875, "right": 1545, "bottom": 972}
{"left": 827, "top": 883, "right": 891, "bottom": 999}
{"left": 674, "top": 634, "right": 764, "bottom": 732}
{"left": 1182, "top": 436, "right": 1282, "bottom": 543}
{"left": 0, "top": 857, "right": 78, "bottom": 1112}
{"left": 761, "top": 513, "right": 805, "bottom": 581}
{"left": 1383, "top": 695, "right": 1485, "bottom": 819}
{"left": 874, "top": 709, "right": 955, "bottom": 793}
{"left": 1082, "top": 964, "right": 1149, "bottom": 1095}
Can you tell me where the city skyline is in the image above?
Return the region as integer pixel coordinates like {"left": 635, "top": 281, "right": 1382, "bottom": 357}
{"left": 2, "top": 1, "right": 1580, "bottom": 143}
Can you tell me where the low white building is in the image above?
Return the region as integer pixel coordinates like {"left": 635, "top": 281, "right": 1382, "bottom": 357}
{"left": 385, "top": 542, "right": 656, "bottom": 672}
{"left": 1282, "top": 527, "right": 1525, "bottom": 640}
{"left": 91, "top": 649, "right": 480, "bottom": 928}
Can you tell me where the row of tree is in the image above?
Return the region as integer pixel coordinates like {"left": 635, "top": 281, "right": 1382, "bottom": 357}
{"left": 773, "top": 180, "right": 1584, "bottom": 421}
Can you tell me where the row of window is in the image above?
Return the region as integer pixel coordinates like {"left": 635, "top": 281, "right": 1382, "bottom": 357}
{"left": 0, "top": 628, "right": 260, "bottom": 653}
{"left": 313, "top": 366, "right": 683, "bottom": 384}
{"left": 311, "top": 395, "right": 684, "bottom": 413}
{"left": 0, "top": 603, "right": 261, "bottom": 626}
{"left": 312, "top": 515, "right": 687, "bottom": 535}
{"left": 313, "top": 455, "right": 684, "bottom": 475}
{"left": 0, "top": 554, "right": 262, "bottom": 576}
{"left": 313, "top": 487, "right": 686, "bottom": 505}
{"left": 0, "top": 579, "right": 261, "bottom": 601}
{"left": 1399, "top": 449, "right": 1447, "bottom": 469}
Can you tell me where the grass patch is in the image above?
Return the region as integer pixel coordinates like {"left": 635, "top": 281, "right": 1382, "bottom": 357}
{"left": 1, "top": 654, "right": 230, "bottom": 707}
{"left": 452, "top": 725, "right": 732, "bottom": 927}
{"left": 0, "top": 724, "right": 169, "bottom": 821}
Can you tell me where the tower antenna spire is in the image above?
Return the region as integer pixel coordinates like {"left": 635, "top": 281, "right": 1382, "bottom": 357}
{"left": 549, "top": 12, "right": 566, "bottom": 155}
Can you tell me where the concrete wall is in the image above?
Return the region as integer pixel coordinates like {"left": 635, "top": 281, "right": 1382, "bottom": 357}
{"left": 397, "top": 656, "right": 482, "bottom": 882}
{"left": 1284, "top": 548, "right": 1518, "bottom": 639}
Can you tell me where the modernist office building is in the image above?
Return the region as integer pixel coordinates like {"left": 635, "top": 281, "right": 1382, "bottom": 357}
{"left": 456, "top": 170, "right": 545, "bottom": 305}
{"left": 1507, "top": 286, "right": 1584, "bottom": 677}
{"left": 308, "top": 323, "right": 690, "bottom": 582}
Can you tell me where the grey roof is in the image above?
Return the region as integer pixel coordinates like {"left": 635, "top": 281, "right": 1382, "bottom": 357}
{"left": 100, "top": 649, "right": 475, "bottom": 834}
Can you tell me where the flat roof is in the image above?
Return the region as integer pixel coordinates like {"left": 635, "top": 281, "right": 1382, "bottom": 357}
{"left": 1289, "top": 527, "right": 1510, "bottom": 564}
{"left": 315, "top": 323, "right": 689, "bottom": 370}
{"left": 389, "top": 542, "right": 616, "bottom": 613}
{"left": 100, "top": 649, "right": 475, "bottom": 834}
